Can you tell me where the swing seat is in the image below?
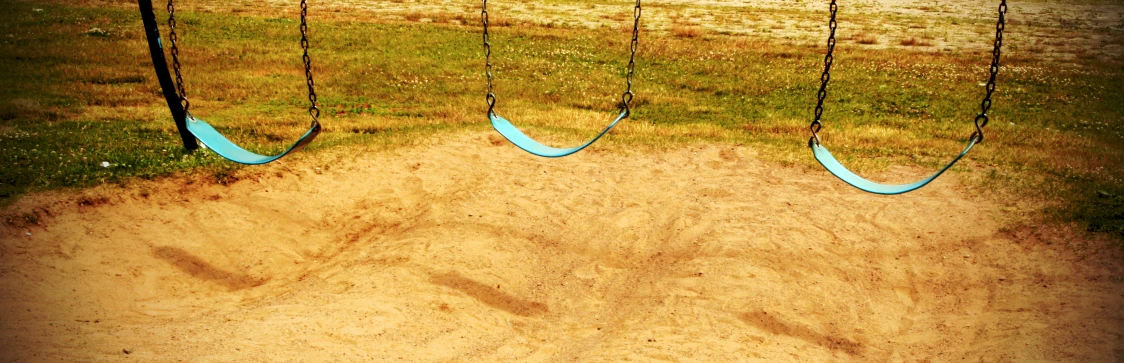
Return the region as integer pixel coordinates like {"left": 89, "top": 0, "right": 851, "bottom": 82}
{"left": 186, "top": 115, "right": 321, "bottom": 165}
{"left": 481, "top": 0, "right": 641, "bottom": 158}
{"left": 139, "top": 0, "right": 322, "bottom": 165}
{"left": 804, "top": 0, "right": 1005, "bottom": 195}
{"left": 489, "top": 110, "right": 628, "bottom": 158}
{"left": 810, "top": 137, "right": 978, "bottom": 195}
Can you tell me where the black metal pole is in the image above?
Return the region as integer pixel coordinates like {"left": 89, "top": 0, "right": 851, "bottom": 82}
{"left": 138, "top": 0, "right": 198, "bottom": 151}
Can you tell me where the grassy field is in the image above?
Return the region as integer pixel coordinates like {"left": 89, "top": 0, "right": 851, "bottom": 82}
{"left": 0, "top": 1, "right": 1121, "bottom": 243}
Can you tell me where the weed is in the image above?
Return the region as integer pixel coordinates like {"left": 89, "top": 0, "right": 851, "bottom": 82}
{"left": 671, "top": 25, "right": 704, "bottom": 38}
{"left": 853, "top": 33, "right": 879, "bottom": 44}
{"left": 899, "top": 37, "right": 932, "bottom": 47}
{"left": 76, "top": 194, "right": 109, "bottom": 207}
{"left": 22, "top": 212, "right": 40, "bottom": 225}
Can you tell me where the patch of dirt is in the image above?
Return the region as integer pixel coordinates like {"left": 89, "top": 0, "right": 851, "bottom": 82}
{"left": 1, "top": 132, "right": 1120, "bottom": 361}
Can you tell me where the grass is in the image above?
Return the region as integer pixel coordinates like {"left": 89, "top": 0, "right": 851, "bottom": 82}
{"left": 852, "top": 33, "right": 879, "bottom": 45}
{"left": 899, "top": 37, "right": 932, "bottom": 47}
{"left": 671, "top": 25, "right": 704, "bottom": 38}
{"left": 0, "top": 2, "right": 1122, "bottom": 246}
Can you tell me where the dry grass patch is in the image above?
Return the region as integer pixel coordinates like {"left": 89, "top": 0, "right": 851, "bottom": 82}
{"left": 671, "top": 25, "right": 704, "bottom": 38}
{"left": 900, "top": 37, "right": 933, "bottom": 46}
{"left": 853, "top": 33, "right": 879, "bottom": 45}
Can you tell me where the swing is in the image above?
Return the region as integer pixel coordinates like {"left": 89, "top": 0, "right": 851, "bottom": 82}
{"left": 481, "top": 0, "right": 642, "bottom": 158}
{"left": 807, "top": 0, "right": 1007, "bottom": 195}
{"left": 139, "top": 0, "right": 322, "bottom": 165}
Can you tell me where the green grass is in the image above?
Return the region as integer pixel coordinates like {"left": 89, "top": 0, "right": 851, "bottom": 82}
{"left": 0, "top": 2, "right": 1122, "bottom": 242}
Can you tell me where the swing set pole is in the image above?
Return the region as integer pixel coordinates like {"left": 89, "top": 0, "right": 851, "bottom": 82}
{"left": 137, "top": 0, "right": 198, "bottom": 151}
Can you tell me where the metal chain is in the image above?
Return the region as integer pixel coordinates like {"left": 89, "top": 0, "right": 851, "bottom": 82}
{"left": 810, "top": 0, "right": 1007, "bottom": 146}
{"left": 482, "top": 0, "right": 496, "bottom": 115}
{"left": 300, "top": 0, "right": 320, "bottom": 122}
{"left": 621, "top": 0, "right": 641, "bottom": 115}
{"left": 166, "top": 0, "right": 189, "bottom": 114}
{"left": 973, "top": 0, "right": 1007, "bottom": 143}
{"left": 481, "top": 0, "right": 642, "bottom": 115}
{"left": 808, "top": 0, "right": 837, "bottom": 147}
{"left": 166, "top": 0, "right": 319, "bottom": 123}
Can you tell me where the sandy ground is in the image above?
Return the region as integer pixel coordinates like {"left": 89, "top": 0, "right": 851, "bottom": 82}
{"left": 1, "top": 132, "right": 1121, "bottom": 361}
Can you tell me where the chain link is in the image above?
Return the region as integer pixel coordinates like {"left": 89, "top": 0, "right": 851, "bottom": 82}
{"left": 166, "top": 0, "right": 190, "bottom": 113}
{"left": 973, "top": 0, "right": 1007, "bottom": 143}
{"left": 810, "top": 0, "right": 1007, "bottom": 146}
{"left": 300, "top": 0, "right": 320, "bottom": 121}
{"left": 808, "top": 0, "right": 837, "bottom": 146}
{"left": 482, "top": 0, "right": 641, "bottom": 115}
{"left": 621, "top": 0, "right": 641, "bottom": 114}
{"left": 166, "top": 0, "right": 320, "bottom": 123}
{"left": 482, "top": 0, "right": 496, "bottom": 114}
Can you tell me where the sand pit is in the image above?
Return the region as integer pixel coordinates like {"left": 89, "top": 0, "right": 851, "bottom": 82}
{"left": 1, "top": 132, "right": 1121, "bottom": 361}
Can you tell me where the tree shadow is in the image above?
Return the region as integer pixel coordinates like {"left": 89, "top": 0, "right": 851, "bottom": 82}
{"left": 739, "top": 310, "right": 865, "bottom": 356}
{"left": 152, "top": 246, "right": 268, "bottom": 291}
{"left": 430, "top": 272, "right": 548, "bottom": 317}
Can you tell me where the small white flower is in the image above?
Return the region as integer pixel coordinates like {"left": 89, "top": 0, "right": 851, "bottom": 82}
{"left": 25, "top": 232, "right": 32, "bottom": 236}
{"left": 101, "top": 161, "right": 110, "bottom": 167}
{"left": 33, "top": 8, "right": 43, "bottom": 12}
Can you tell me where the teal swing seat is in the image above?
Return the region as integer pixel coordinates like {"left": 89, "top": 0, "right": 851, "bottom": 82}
{"left": 811, "top": 138, "right": 978, "bottom": 195}
{"left": 185, "top": 116, "right": 321, "bottom": 165}
{"left": 488, "top": 111, "right": 628, "bottom": 158}
{"left": 481, "top": 0, "right": 642, "bottom": 157}
{"left": 139, "top": 0, "right": 322, "bottom": 165}
{"left": 805, "top": 0, "right": 1007, "bottom": 195}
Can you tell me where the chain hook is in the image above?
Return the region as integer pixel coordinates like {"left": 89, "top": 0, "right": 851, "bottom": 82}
{"left": 808, "top": 120, "right": 823, "bottom": 147}
{"left": 486, "top": 93, "right": 497, "bottom": 116}
{"left": 972, "top": 114, "right": 988, "bottom": 143}
{"left": 619, "top": 91, "right": 634, "bottom": 117}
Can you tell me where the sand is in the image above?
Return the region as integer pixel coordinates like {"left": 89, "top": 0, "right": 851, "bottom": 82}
{"left": 1, "top": 132, "right": 1121, "bottom": 361}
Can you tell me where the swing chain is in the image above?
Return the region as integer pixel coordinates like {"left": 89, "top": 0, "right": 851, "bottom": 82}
{"left": 166, "top": 0, "right": 190, "bottom": 114}
{"left": 482, "top": 0, "right": 640, "bottom": 116}
{"left": 621, "top": 0, "right": 642, "bottom": 115}
{"left": 811, "top": 0, "right": 1006, "bottom": 146}
{"left": 808, "top": 0, "right": 837, "bottom": 147}
{"left": 300, "top": 0, "right": 320, "bottom": 122}
{"left": 166, "top": 1, "right": 318, "bottom": 122}
{"left": 482, "top": 0, "right": 496, "bottom": 115}
{"left": 973, "top": 0, "right": 1006, "bottom": 143}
